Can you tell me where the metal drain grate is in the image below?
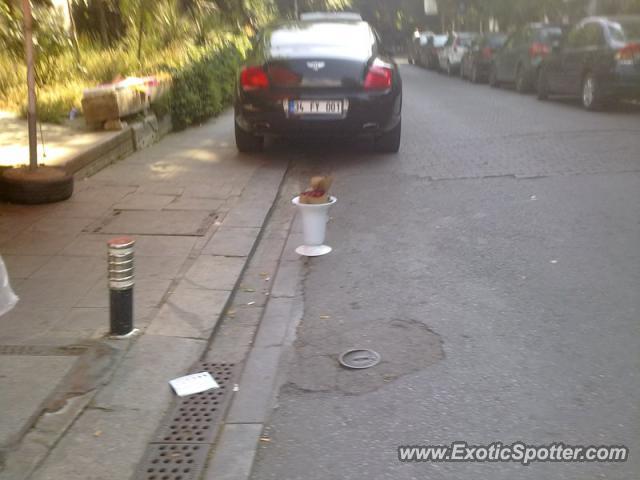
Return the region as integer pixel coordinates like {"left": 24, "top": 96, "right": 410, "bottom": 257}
{"left": 154, "top": 363, "right": 236, "bottom": 444}
{"left": 134, "top": 363, "right": 238, "bottom": 480}
{"left": 137, "top": 444, "right": 209, "bottom": 480}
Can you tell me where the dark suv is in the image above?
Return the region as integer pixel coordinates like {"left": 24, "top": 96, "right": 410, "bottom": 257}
{"left": 489, "top": 23, "right": 564, "bottom": 93}
{"left": 538, "top": 16, "right": 640, "bottom": 110}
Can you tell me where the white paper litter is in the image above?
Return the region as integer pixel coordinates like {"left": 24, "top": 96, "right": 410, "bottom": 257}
{"left": 169, "top": 372, "right": 219, "bottom": 397}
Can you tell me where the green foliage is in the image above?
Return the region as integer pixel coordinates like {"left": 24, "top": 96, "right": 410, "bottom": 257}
{"left": 0, "top": 1, "right": 23, "bottom": 57}
{"left": 169, "top": 39, "right": 248, "bottom": 130}
{"left": 276, "top": 0, "right": 352, "bottom": 18}
{"left": 32, "top": 9, "right": 74, "bottom": 85}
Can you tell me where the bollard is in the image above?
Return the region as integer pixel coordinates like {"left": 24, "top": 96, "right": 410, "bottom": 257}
{"left": 108, "top": 236, "right": 135, "bottom": 336}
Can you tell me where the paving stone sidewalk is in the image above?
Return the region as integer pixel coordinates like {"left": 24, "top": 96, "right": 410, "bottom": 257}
{"left": 0, "top": 111, "right": 125, "bottom": 170}
{"left": 0, "top": 109, "right": 289, "bottom": 479}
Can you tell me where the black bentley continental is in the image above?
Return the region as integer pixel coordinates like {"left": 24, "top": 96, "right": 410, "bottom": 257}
{"left": 234, "top": 14, "right": 403, "bottom": 153}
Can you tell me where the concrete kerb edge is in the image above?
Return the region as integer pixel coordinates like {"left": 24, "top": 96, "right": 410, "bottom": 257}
{"left": 0, "top": 339, "right": 131, "bottom": 479}
{"left": 66, "top": 113, "right": 172, "bottom": 180}
{"left": 201, "top": 204, "right": 307, "bottom": 480}
{"left": 199, "top": 161, "right": 291, "bottom": 358}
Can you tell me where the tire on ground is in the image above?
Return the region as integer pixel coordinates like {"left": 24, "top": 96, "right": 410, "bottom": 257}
{"left": 374, "top": 120, "right": 402, "bottom": 154}
{"left": 235, "top": 122, "right": 264, "bottom": 153}
{"left": 537, "top": 68, "right": 549, "bottom": 101}
{"left": 582, "top": 73, "right": 606, "bottom": 112}
{"left": 0, "top": 166, "right": 74, "bottom": 205}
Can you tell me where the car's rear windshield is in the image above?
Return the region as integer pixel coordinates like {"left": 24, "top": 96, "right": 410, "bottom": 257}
{"left": 487, "top": 35, "right": 507, "bottom": 48}
{"left": 607, "top": 19, "right": 640, "bottom": 43}
{"left": 536, "top": 27, "right": 563, "bottom": 41}
{"left": 268, "top": 21, "right": 373, "bottom": 58}
{"left": 434, "top": 36, "right": 448, "bottom": 47}
{"left": 457, "top": 35, "right": 477, "bottom": 47}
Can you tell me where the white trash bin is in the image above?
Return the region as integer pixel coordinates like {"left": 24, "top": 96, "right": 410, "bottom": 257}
{"left": 0, "top": 256, "right": 18, "bottom": 317}
{"left": 292, "top": 195, "right": 336, "bottom": 257}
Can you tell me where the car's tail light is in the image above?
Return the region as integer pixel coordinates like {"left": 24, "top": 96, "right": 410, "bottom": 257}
{"left": 529, "top": 42, "right": 550, "bottom": 58}
{"left": 616, "top": 42, "right": 640, "bottom": 65}
{"left": 482, "top": 47, "right": 493, "bottom": 59}
{"left": 240, "top": 66, "right": 269, "bottom": 91}
{"left": 364, "top": 65, "right": 393, "bottom": 90}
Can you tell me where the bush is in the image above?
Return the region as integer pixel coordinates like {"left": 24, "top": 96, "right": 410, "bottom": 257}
{"left": 32, "top": 82, "right": 85, "bottom": 123}
{"left": 169, "top": 41, "right": 247, "bottom": 131}
{"left": 0, "top": 4, "right": 253, "bottom": 125}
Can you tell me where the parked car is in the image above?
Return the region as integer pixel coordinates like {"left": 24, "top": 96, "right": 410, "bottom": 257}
{"left": 460, "top": 33, "right": 508, "bottom": 83}
{"left": 438, "top": 32, "right": 479, "bottom": 75}
{"left": 407, "top": 32, "right": 423, "bottom": 65}
{"left": 423, "top": 34, "right": 449, "bottom": 70}
{"left": 234, "top": 17, "right": 403, "bottom": 153}
{"left": 408, "top": 32, "right": 432, "bottom": 66}
{"left": 538, "top": 15, "right": 640, "bottom": 110}
{"left": 489, "top": 23, "right": 564, "bottom": 92}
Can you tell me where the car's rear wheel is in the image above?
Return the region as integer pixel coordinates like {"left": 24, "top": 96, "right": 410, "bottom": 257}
{"left": 374, "top": 120, "right": 401, "bottom": 153}
{"left": 537, "top": 68, "right": 549, "bottom": 101}
{"left": 471, "top": 64, "right": 479, "bottom": 83}
{"left": 582, "top": 73, "right": 605, "bottom": 111}
{"left": 515, "top": 66, "right": 528, "bottom": 93}
{"left": 235, "top": 122, "right": 264, "bottom": 152}
{"left": 489, "top": 65, "right": 499, "bottom": 88}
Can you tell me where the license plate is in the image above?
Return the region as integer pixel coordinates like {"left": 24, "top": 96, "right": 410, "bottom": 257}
{"left": 286, "top": 100, "right": 344, "bottom": 116}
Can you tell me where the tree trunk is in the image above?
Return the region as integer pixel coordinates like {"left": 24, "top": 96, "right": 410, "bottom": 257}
{"left": 97, "top": 0, "right": 109, "bottom": 45}
{"left": 21, "top": 0, "right": 38, "bottom": 170}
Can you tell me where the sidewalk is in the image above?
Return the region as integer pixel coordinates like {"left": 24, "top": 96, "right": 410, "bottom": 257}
{"left": 0, "top": 111, "right": 125, "bottom": 170}
{"left": 0, "top": 109, "right": 290, "bottom": 478}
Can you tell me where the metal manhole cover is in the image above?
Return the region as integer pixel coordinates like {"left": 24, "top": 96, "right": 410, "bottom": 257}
{"left": 134, "top": 444, "right": 208, "bottom": 480}
{"left": 339, "top": 349, "right": 381, "bottom": 369}
{"left": 153, "top": 363, "right": 236, "bottom": 444}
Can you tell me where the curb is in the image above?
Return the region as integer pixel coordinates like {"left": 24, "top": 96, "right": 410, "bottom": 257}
{"left": 67, "top": 113, "right": 172, "bottom": 179}
{"left": 202, "top": 213, "right": 306, "bottom": 480}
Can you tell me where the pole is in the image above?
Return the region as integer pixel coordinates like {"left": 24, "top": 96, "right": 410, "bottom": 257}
{"left": 108, "top": 237, "right": 135, "bottom": 336}
{"left": 22, "top": 0, "right": 37, "bottom": 170}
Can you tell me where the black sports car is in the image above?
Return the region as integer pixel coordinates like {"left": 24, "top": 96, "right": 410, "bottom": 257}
{"left": 234, "top": 16, "right": 403, "bottom": 153}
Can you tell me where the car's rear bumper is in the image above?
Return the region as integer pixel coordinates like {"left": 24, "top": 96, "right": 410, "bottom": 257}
{"left": 474, "top": 60, "right": 491, "bottom": 76}
{"left": 235, "top": 89, "right": 402, "bottom": 137}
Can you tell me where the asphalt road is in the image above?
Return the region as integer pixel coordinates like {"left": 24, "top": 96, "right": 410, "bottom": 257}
{"left": 251, "top": 62, "right": 640, "bottom": 480}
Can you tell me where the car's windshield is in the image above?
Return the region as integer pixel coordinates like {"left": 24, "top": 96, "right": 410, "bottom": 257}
{"left": 434, "top": 35, "right": 448, "bottom": 47}
{"left": 457, "top": 35, "right": 477, "bottom": 47}
{"left": 537, "top": 27, "right": 563, "bottom": 41}
{"left": 268, "top": 21, "right": 374, "bottom": 58}
{"left": 607, "top": 19, "right": 640, "bottom": 42}
{"left": 488, "top": 34, "right": 507, "bottom": 48}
